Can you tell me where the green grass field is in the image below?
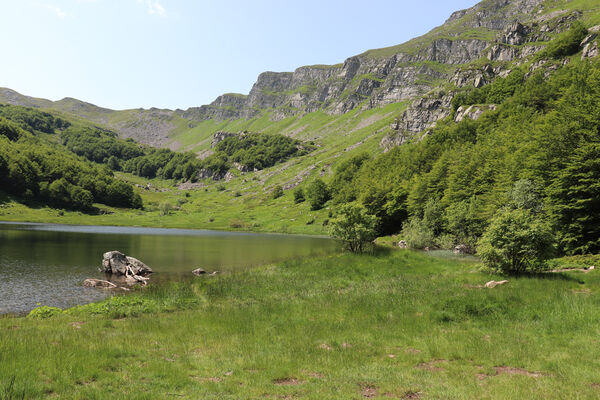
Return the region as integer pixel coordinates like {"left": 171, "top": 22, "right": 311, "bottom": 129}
{"left": 2, "top": 251, "right": 599, "bottom": 399}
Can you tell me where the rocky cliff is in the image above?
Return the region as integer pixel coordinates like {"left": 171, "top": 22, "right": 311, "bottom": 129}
{"left": 0, "top": 0, "right": 596, "bottom": 151}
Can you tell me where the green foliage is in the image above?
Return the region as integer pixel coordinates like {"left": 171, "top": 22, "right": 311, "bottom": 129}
{"left": 159, "top": 202, "right": 173, "bottom": 216}
{"left": 548, "top": 143, "right": 600, "bottom": 254}
{"left": 478, "top": 208, "right": 555, "bottom": 274}
{"left": 271, "top": 185, "right": 283, "bottom": 199}
{"left": 329, "top": 153, "right": 370, "bottom": 203}
{"left": 62, "top": 126, "right": 201, "bottom": 181}
{"left": 306, "top": 178, "right": 330, "bottom": 210}
{"left": 328, "top": 57, "right": 600, "bottom": 257}
{"left": 539, "top": 21, "right": 588, "bottom": 59}
{"left": 329, "top": 204, "right": 378, "bottom": 252}
{"left": 0, "top": 104, "right": 69, "bottom": 134}
{"left": 214, "top": 132, "right": 314, "bottom": 171}
{"left": 27, "top": 305, "right": 63, "bottom": 318}
{"left": 451, "top": 68, "right": 525, "bottom": 112}
{"left": 401, "top": 216, "right": 436, "bottom": 250}
{"left": 508, "top": 179, "right": 543, "bottom": 213}
{"left": 293, "top": 187, "right": 305, "bottom": 203}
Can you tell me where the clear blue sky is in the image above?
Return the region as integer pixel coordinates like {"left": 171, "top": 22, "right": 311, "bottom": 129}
{"left": 0, "top": 0, "right": 479, "bottom": 110}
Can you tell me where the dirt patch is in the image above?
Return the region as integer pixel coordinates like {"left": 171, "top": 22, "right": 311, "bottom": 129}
{"left": 319, "top": 343, "right": 333, "bottom": 350}
{"left": 479, "top": 366, "right": 544, "bottom": 379}
{"left": 402, "top": 391, "right": 423, "bottom": 399}
{"left": 342, "top": 342, "right": 352, "bottom": 349}
{"left": 416, "top": 359, "right": 448, "bottom": 372}
{"left": 464, "top": 284, "right": 484, "bottom": 289}
{"left": 495, "top": 366, "right": 544, "bottom": 377}
{"left": 360, "top": 384, "right": 378, "bottom": 398}
{"left": 591, "top": 383, "right": 600, "bottom": 389}
{"left": 405, "top": 348, "right": 422, "bottom": 355}
{"left": 573, "top": 288, "right": 592, "bottom": 294}
{"left": 273, "top": 378, "right": 304, "bottom": 386}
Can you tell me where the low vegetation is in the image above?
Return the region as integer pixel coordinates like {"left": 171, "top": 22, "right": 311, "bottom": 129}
{"left": 2, "top": 251, "right": 600, "bottom": 399}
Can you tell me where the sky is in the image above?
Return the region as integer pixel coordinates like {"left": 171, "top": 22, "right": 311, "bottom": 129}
{"left": 0, "top": 0, "right": 480, "bottom": 110}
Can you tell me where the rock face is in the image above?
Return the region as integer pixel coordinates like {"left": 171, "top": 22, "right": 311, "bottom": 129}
{"left": 101, "top": 251, "right": 153, "bottom": 276}
{"left": 454, "top": 104, "right": 497, "bottom": 123}
{"left": 582, "top": 31, "right": 599, "bottom": 59}
{"left": 0, "top": 0, "right": 590, "bottom": 152}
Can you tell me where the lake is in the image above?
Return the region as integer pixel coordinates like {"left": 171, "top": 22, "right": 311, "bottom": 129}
{"left": 0, "top": 222, "right": 338, "bottom": 314}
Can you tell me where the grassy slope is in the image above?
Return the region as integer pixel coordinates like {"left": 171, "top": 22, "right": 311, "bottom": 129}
{"left": 2, "top": 251, "right": 600, "bottom": 399}
{"left": 0, "top": 102, "right": 406, "bottom": 235}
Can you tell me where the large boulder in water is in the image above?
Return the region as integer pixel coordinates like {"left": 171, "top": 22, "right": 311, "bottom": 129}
{"left": 102, "top": 251, "right": 153, "bottom": 276}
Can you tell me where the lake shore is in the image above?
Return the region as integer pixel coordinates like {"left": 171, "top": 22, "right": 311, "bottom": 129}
{"left": 2, "top": 251, "right": 599, "bottom": 399}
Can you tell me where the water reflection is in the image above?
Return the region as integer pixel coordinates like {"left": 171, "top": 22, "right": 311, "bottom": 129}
{"left": 0, "top": 222, "right": 338, "bottom": 314}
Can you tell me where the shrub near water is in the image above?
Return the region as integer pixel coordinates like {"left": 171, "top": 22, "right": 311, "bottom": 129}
{"left": 478, "top": 208, "right": 555, "bottom": 274}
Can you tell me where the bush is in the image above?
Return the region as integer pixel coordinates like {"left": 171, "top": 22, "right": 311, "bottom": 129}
{"left": 329, "top": 204, "right": 378, "bottom": 253}
{"left": 401, "top": 217, "right": 436, "bottom": 249}
{"left": 293, "top": 187, "right": 305, "bottom": 203}
{"left": 478, "top": 208, "right": 555, "bottom": 274}
{"left": 540, "top": 21, "right": 588, "bottom": 59}
{"left": 306, "top": 179, "right": 330, "bottom": 210}
{"left": 28, "top": 305, "right": 63, "bottom": 318}
{"left": 272, "top": 185, "right": 283, "bottom": 199}
{"left": 159, "top": 202, "right": 173, "bottom": 216}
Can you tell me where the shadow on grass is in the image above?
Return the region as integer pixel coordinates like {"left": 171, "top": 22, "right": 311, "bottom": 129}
{"left": 513, "top": 271, "right": 585, "bottom": 284}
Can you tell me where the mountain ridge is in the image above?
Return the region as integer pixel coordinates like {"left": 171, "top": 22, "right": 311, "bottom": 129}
{"left": 1, "top": 0, "right": 598, "bottom": 151}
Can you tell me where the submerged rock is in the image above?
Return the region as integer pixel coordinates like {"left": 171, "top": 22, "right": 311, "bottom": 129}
{"left": 83, "top": 279, "right": 117, "bottom": 289}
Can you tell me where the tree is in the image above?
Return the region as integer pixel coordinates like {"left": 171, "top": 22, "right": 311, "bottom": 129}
{"left": 293, "top": 187, "right": 305, "bottom": 203}
{"left": 508, "top": 179, "right": 543, "bottom": 213}
{"left": 329, "top": 204, "right": 378, "bottom": 253}
{"left": 548, "top": 143, "right": 600, "bottom": 254}
{"left": 272, "top": 185, "right": 283, "bottom": 199}
{"left": 306, "top": 178, "right": 330, "bottom": 210}
{"left": 478, "top": 208, "right": 554, "bottom": 274}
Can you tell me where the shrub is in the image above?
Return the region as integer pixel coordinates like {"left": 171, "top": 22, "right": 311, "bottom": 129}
{"left": 293, "top": 187, "right": 305, "bottom": 203}
{"left": 478, "top": 208, "right": 555, "bottom": 274}
{"left": 329, "top": 204, "right": 378, "bottom": 253}
{"left": 306, "top": 179, "right": 330, "bottom": 210}
{"left": 28, "top": 305, "right": 62, "bottom": 318}
{"left": 272, "top": 185, "right": 284, "bottom": 199}
{"left": 540, "top": 21, "right": 588, "bottom": 59}
{"left": 159, "top": 202, "right": 173, "bottom": 216}
{"left": 401, "top": 217, "right": 436, "bottom": 249}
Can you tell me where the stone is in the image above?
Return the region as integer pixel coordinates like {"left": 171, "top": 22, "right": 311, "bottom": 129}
{"left": 83, "top": 279, "right": 117, "bottom": 289}
{"left": 192, "top": 268, "right": 206, "bottom": 275}
{"left": 581, "top": 34, "right": 599, "bottom": 59}
{"left": 398, "top": 240, "right": 408, "bottom": 249}
{"left": 485, "top": 280, "right": 509, "bottom": 289}
{"left": 102, "top": 251, "right": 152, "bottom": 276}
{"left": 453, "top": 244, "right": 470, "bottom": 255}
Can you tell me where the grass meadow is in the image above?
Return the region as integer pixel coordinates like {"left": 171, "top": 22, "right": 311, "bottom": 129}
{"left": 1, "top": 250, "right": 599, "bottom": 399}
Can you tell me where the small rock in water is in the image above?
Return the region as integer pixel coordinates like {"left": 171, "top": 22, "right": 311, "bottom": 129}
{"left": 83, "top": 279, "right": 117, "bottom": 289}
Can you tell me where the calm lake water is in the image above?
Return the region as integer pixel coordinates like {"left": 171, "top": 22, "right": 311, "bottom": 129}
{"left": 0, "top": 222, "right": 338, "bottom": 314}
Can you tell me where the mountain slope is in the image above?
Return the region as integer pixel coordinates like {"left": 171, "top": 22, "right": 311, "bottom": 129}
{"left": 1, "top": 0, "right": 599, "bottom": 157}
